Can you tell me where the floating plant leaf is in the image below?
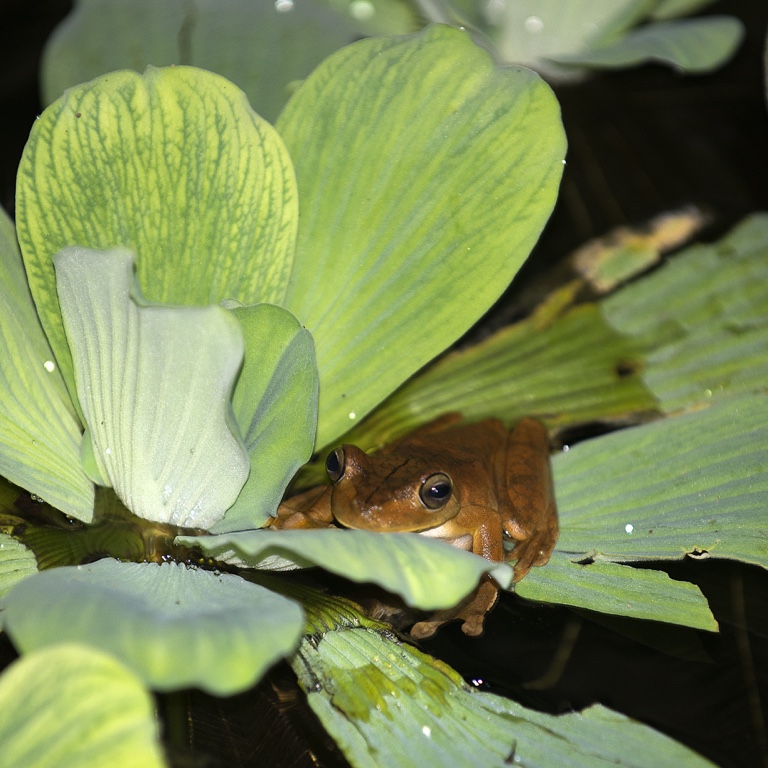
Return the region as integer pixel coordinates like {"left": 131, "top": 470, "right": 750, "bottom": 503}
{"left": 0, "top": 643, "right": 165, "bottom": 768}
{"left": 278, "top": 25, "right": 566, "bottom": 447}
{"left": 0, "top": 208, "right": 93, "bottom": 520}
{"left": 55, "top": 246, "right": 249, "bottom": 529}
{"left": 17, "top": 64, "right": 297, "bottom": 394}
{"left": 3, "top": 559, "right": 304, "bottom": 695}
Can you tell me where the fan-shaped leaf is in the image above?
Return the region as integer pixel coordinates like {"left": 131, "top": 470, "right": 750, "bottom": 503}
{"left": 277, "top": 25, "right": 566, "bottom": 447}
{"left": 3, "top": 559, "right": 304, "bottom": 695}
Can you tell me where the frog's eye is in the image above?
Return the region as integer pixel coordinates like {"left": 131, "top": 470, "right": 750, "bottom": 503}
{"left": 420, "top": 473, "right": 453, "bottom": 510}
{"left": 325, "top": 448, "right": 346, "bottom": 482}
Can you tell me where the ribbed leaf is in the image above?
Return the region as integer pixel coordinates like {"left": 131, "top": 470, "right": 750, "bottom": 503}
{"left": 0, "top": 644, "right": 165, "bottom": 768}
{"left": 0, "top": 208, "right": 93, "bottom": 520}
{"left": 215, "top": 303, "right": 318, "bottom": 532}
{"left": 56, "top": 246, "right": 249, "bottom": 529}
{"left": 16, "top": 64, "right": 297, "bottom": 394}
{"left": 0, "top": 535, "right": 38, "bottom": 603}
{"left": 337, "top": 214, "right": 768, "bottom": 455}
{"left": 553, "top": 394, "right": 768, "bottom": 568}
{"left": 3, "top": 559, "right": 304, "bottom": 695}
{"left": 516, "top": 551, "right": 717, "bottom": 630}
{"left": 551, "top": 17, "right": 744, "bottom": 73}
{"left": 42, "top": 0, "right": 414, "bottom": 120}
{"left": 277, "top": 25, "right": 566, "bottom": 447}
{"left": 181, "top": 528, "right": 512, "bottom": 610}
{"left": 290, "top": 601, "right": 715, "bottom": 767}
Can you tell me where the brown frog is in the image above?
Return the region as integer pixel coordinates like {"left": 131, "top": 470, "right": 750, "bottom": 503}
{"left": 269, "top": 415, "right": 558, "bottom": 638}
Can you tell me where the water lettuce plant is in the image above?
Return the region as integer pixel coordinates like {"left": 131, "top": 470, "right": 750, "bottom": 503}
{"left": 42, "top": 0, "right": 744, "bottom": 121}
{"left": 1, "top": 16, "right": 764, "bottom": 767}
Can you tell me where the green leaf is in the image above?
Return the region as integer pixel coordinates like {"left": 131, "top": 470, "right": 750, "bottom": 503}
{"left": 180, "top": 528, "right": 512, "bottom": 609}
{"left": 0, "top": 208, "right": 93, "bottom": 520}
{"left": 553, "top": 394, "right": 768, "bottom": 569}
{"left": 277, "top": 25, "right": 566, "bottom": 447}
{"left": 214, "top": 303, "right": 318, "bottom": 532}
{"left": 649, "top": 0, "right": 717, "bottom": 20}
{"left": 486, "top": 0, "right": 649, "bottom": 65}
{"left": 334, "top": 213, "right": 768, "bottom": 457}
{"left": 516, "top": 551, "right": 717, "bottom": 630}
{"left": 2, "top": 559, "right": 304, "bottom": 695}
{"left": 333, "top": 294, "right": 657, "bottom": 456}
{"left": 0, "top": 535, "right": 38, "bottom": 603}
{"left": 550, "top": 17, "right": 744, "bottom": 73}
{"left": 290, "top": 603, "right": 715, "bottom": 767}
{"left": 0, "top": 643, "right": 165, "bottom": 768}
{"left": 603, "top": 214, "right": 768, "bottom": 412}
{"left": 16, "top": 64, "right": 297, "bottom": 394}
{"left": 55, "top": 246, "right": 249, "bottom": 529}
{"left": 42, "top": 0, "right": 414, "bottom": 121}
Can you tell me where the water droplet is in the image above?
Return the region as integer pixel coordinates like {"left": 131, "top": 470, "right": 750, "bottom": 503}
{"left": 275, "top": 0, "right": 293, "bottom": 11}
{"left": 625, "top": 523, "right": 634, "bottom": 534}
{"left": 421, "top": 725, "right": 432, "bottom": 737}
{"left": 524, "top": 15, "right": 544, "bottom": 33}
{"left": 105, "top": 447, "right": 112, "bottom": 455}
{"left": 348, "top": 411, "right": 356, "bottom": 420}
{"left": 43, "top": 360, "right": 56, "bottom": 373}
{"left": 350, "top": 0, "right": 374, "bottom": 20}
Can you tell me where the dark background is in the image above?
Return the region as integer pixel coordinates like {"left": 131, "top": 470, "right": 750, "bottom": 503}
{"left": 1, "top": 1, "right": 767, "bottom": 766}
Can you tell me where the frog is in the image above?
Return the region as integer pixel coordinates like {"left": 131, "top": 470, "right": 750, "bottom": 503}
{"left": 269, "top": 415, "right": 558, "bottom": 638}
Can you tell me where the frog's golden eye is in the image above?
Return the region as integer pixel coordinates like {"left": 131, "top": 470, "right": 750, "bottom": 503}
{"left": 325, "top": 448, "right": 346, "bottom": 483}
{"left": 420, "top": 473, "right": 453, "bottom": 510}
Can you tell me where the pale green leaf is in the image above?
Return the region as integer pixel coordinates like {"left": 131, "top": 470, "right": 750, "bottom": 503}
{"left": 0, "top": 208, "right": 93, "bottom": 520}
{"left": 553, "top": 394, "right": 768, "bottom": 568}
{"left": 334, "top": 213, "right": 768, "bottom": 457}
{"left": 180, "top": 528, "right": 512, "bottom": 609}
{"left": 0, "top": 643, "right": 165, "bottom": 768}
{"left": 42, "top": 0, "right": 414, "bottom": 121}
{"left": 3, "top": 559, "right": 304, "bottom": 695}
{"left": 213, "top": 303, "right": 318, "bottom": 532}
{"left": 516, "top": 551, "right": 717, "bottom": 630}
{"left": 649, "top": 0, "right": 717, "bottom": 20}
{"left": 550, "top": 17, "right": 744, "bottom": 73}
{"left": 291, "top": 607, "right": 715, "bottom": 767}
{"left": 277, "top": 25, "right": 566, "bottom": 448}
{"left": 0, "top": 534, "right": 38, "bottom": 602}
{"left": 333, "top": 298, "right": 657, "bottom": 457}
{"left": 55, "top": 246, "right": 249, "bottom": 529}
{"left": 603, "top": 214, "right": 768, "bottom": 412}
{"left": 486, "top": 0, "right": 650, "bottom": 64}
{"left": 16, "top": 64, "right": 297, "bottom": 393}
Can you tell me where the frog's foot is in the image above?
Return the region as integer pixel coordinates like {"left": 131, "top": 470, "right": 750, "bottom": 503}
{"left": 506, "top": 527, "right": 557, "bottom": 582}
{"left": 410, "top": 579, "right": 499, "bottom": 639}
{"left": 268, "top": 486, "right": 333, "bottom": 529}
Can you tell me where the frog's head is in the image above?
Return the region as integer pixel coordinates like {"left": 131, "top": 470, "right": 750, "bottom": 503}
{"left": 325, "top": 444, "right": 460, "bottom": 532}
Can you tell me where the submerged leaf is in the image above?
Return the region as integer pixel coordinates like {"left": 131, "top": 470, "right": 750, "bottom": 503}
{"left": 0, "top": 208, "right": 93, "bottom": 520}
{"left": 2, "top": 559, "right": 304, "bottom": 695}
{"left": 180, "top": 528, "right": 512, "bottom": 610}
{"left": 278, "top": 25, "right": 566, "bottom": 447}
{"left": 17, "top": 64, "right": 297, "bottom": 393}
{"left": 55, "top": 246, "right": 249, "bottom": 529}
{"left": 0, "top": 643, "right": 165, "bottom": 768}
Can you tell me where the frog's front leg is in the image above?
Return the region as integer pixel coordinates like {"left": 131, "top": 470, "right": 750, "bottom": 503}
{"left": 502, "top": 417, "right": 559, "bottom": 581}
{"left": 411, "top": 507, "right": 504, "bottom": 638}
{"left": 267, "top": 485, "right": 334, "bottom": 530}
